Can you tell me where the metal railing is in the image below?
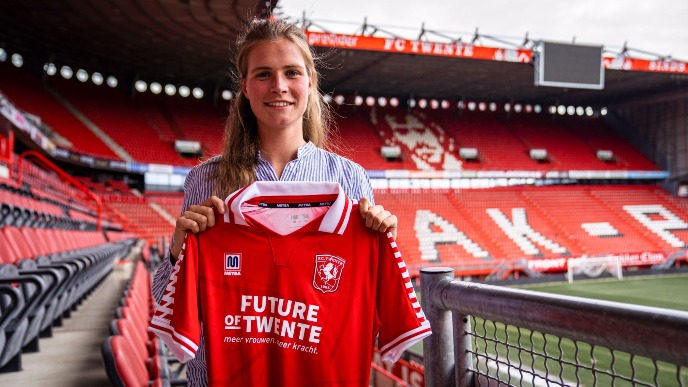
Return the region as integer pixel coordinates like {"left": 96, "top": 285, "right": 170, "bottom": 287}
{"left": 420, "top": 268, "right": 688, "bottom": 386}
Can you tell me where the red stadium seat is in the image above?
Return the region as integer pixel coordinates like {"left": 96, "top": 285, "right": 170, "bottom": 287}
{"left": 0, "top": 231, "right": 19, "bottom": 265}
{"left": 101, "top": 335, "right": 166, "bottom": 387}
{"left": 2, "top": 226, "right": 33, "bottom": 260}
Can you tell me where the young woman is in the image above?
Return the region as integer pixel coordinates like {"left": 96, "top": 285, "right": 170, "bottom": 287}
{"left": 152, "top": 19, "right": 397, "bottom": 386}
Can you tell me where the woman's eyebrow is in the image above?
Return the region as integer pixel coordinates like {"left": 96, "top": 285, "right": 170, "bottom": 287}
{"left": 249, "top": 64, "right": 305, "bottom": 73}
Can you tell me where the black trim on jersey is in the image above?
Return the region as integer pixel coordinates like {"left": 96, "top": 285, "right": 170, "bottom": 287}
{"left": 258, "top": 201, "right": 335, "bottom": 208}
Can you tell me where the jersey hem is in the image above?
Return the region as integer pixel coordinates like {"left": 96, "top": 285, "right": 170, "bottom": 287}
{"left": 379, "top": 323, "right": 432, "bottom": 363}
{"left": 149, "top": 322, "right": 198, "bottom": 363}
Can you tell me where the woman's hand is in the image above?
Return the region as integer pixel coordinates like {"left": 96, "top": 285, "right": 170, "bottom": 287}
{"left": 170, "top": 196, "right": 226, "bottom": 261}
{"left": 358, "top": 197, "right": 398, "bottom": 239}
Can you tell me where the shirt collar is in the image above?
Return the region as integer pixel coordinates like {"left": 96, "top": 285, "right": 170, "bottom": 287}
{"left": 223, "top": 181, "right": 354, "bottom": 235}
{"left": 256, "top": 141, "right": 316, "bottom": 162}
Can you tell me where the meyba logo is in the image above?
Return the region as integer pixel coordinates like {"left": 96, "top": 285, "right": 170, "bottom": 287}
{"left": 224, "top": 253, "right": 242, "bottom": 276}
{"left": 313, "top": 255, "right": 345, "bottom": 293}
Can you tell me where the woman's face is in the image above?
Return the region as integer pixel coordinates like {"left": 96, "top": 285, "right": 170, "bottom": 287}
{"left": 241, "top": 38, "right": 311, "bottom": 137}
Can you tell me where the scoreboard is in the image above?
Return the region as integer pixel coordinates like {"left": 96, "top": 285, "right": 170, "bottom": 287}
{"left": 534, "top": 41, "right": 605, "bottom": 90}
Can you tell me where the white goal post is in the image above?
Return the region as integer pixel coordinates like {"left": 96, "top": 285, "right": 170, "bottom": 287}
{"left": 567, "top": 256, "right": 623, "bottom": 283}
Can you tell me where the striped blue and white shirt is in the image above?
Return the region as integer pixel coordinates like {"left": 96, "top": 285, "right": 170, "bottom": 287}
{"left": 151, "top": 141, "right": 374, "bottom": 386}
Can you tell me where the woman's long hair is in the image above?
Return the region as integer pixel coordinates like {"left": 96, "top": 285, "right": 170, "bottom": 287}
{"left": 212, "top": 19, "right": 333, "bottom": 198}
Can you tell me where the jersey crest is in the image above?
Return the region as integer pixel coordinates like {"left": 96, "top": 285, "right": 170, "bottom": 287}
{"left": 313, "top": 254, "right": 345, "bottom": 293}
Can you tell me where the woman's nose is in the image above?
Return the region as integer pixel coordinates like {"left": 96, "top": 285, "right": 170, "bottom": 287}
{"left": 271, "top": 74, "right": 287, "bottom": 93}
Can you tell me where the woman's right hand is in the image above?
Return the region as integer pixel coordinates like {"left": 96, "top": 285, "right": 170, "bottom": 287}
{"left": 170, "top": 196, "right": 226, "bottom": 261}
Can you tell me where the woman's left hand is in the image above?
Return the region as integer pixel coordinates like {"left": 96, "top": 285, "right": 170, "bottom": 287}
{"left": 358, "top": 198, "right": 398, "bottom": 240}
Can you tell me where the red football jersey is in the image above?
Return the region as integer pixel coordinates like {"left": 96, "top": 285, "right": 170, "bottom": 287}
{"left": 149, "top": 181, "right": 431, "bottom": 386}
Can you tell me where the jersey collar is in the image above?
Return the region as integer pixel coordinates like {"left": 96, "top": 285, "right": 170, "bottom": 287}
{"left": 223, "top": 181, "right": 354, "bottom": 235}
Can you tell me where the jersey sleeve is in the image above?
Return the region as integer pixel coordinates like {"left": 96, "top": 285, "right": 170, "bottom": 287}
{"left": 148, "top": 232, "right": 201, "bottom": 363}
{"left": 376, "top": 232, "right": 432, "bottom": 363}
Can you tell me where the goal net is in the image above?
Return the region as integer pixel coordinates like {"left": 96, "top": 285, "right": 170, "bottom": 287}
{"left": 567, "top": 256, "right": 623, "bottom": 283}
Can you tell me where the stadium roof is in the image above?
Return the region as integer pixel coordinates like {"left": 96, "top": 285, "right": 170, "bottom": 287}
{"left": 313, "top": 46, "right": 686, "bottom": 107}
{"left": 0, "top": 0, "right": 685, "bottom": 107}
{"left": 0, "top": 0, "right": 269, "bottom": 84}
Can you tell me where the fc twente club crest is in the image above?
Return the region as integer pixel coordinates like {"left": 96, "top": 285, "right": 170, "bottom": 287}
{"left": 313, "top": 254, "right": 346, "bottom": 293}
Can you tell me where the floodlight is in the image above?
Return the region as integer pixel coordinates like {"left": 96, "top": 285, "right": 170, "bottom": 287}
{"left": 534, "top": 104, "right": 542, "bottom": 113}
{"left": 457, "top": 100, "right": 465, "bottom": 110}
{"left": 567, "top": 106, "right": 575, "bottom": 115}
{"left": 377, "top": 97, "right": 387, "bottom": 107}
{"left": 11, "top": 53, "right": 23, "bottom": 68}
{"left": 408, "top": 98, "right": 416, "bottom": 108}
{"left": 164, "top": 84, "right": 176, "bottom": 96}
{"left": 504, "top": 103, "right": 511, "bottom": 112}
{"left": 467, "top": 102, "right": 476, "bottom": 111}
{"left": 557, "top": 105, "right": 566, "bottom": 115}
{"left": 365, "top": 96, "right": 375, "bottom": 106}
{"left": 334, "top": 95, "right": 345, "bottom": 105}
{"left": 430, "top": 99, "right": 439, "bottom": 109}
{"left": 389, "top": 97, "right": 399, "bottom": 107}
{"left": 45, "top": 63, "right": 57, "bottom": 76}
{"left": 135, "top": 80, "right": 147, "bottom": 93}
{"left": 441, "top": 100, "right": 450, "bottom": 109}
{"left": 322, "top": 94, "right": 332, "bottom": 104}
{"left": 179, "top": 86, "right": 190, "bottom": 97}
{"left": 478, "top": 102, "right": 486, "bottom": 111}
{"left": 76, "top": 69, "right": 88, "bottom": 82}
{"left": 549, "top": 105, "right": 557, "bottom": 114}
{"left": 488, "top": 102, "right": 497, "bottom": 112}
{"left": 525, "top": 104, "right": 532, "bottom": 113}
{"left": 576, "top": 106, "right": 584, "bottom": 116}
{"left": 585, "top": 106, "right": 593, "bottom": 116}
{"left": 92, "top": 72, "right": 103, "bottom": 85}
{"left": 418, "top": 99, "right": 427, "bottom": 109}
{"left": 514, "top": 104, "right": 522, "bottom": 113}
{"left": 60, "top": 66, "right": 73, "bottom": 79}
{"left": 192, "top": 87, "right": 204, "bottom": 99}
{"left": 354, "top": 96, "right": 363, "bottom": 106}
{"left": 150, "top": 82, "right": 162, "bottom": 94}
{"left": 221, "top": 90, "right": 232, "bottom": 100}
{"left": 0, "top": 48, "right": 6, "bottom": 62}
{"left": 601, "top": 107, "right": 608, "bottom": 116}
{"left": 106, "top": 76, "right": 118, "bottom": 88}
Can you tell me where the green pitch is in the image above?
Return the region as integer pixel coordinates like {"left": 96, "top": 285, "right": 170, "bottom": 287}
{"left": 411, "top": 273, "right": 688, "bottom": 386}
{"left": 515, "top": 273, "right": 688, "bottom": 311}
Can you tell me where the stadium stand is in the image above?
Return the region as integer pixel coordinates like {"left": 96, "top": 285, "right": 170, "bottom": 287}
{"left": 47, "top": 77, "right": 195, "bottom": 166}
{"left": 0, "top": 146, "right": 137, "bottom": 374}
{"left": 105, "top": 197, "right": 174, "bottom": 242}
{"left": 364, "top": 106, "right": 644, "bottom": 172}
{"left": 146, "top": 193, "right": 184, "bottom": 221}
{"left": 0, "top": 224, "right": 135, "bottom": 372}
{"left": 2, "top": 63, "right": 662, "bottom": 175}
{"left": 376, "top": 185, "right": 688, "bottom": 277}
{"left": 0, "top": 65, "right": 118, "bottom": 159}
{"left": 157, "top": 96, "right": 227, "bottom": 157}
{"left": 102, "top": 260, "right": 182, "bottom": 386}
{"left": 333, "top": 105, "right": 391, "bottom": 170}
{"left": 373, "top": 106, "right": 456, "bottom": 170}
{"left": 569, "top": 116, "right": 659, "bottom": 170}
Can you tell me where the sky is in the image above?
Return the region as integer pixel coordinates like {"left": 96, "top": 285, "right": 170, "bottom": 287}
{"left": 278, "top": 0, "right": 688, "bottom": 61}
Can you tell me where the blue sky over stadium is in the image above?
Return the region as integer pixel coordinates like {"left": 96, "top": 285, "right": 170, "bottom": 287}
{"left": 280, "top": 0, "right": 688, "bottom": 61}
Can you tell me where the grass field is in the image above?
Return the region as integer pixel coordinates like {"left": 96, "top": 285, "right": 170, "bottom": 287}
{"left": 515, "top": 273, "right": 688, "bottom": 311}
{"left": 412, "top": 273, "right": 688, "bottom": 386}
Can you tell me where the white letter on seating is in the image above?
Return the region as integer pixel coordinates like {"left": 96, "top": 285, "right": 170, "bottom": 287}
{"left": 624, "top": 205, "right": 688, "bottom": 247}
{"left": 415, "top": 210, "right": 489, "bottom": 261}
{"left": 487, "top": 208, "right": 568, "bottom": 256}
